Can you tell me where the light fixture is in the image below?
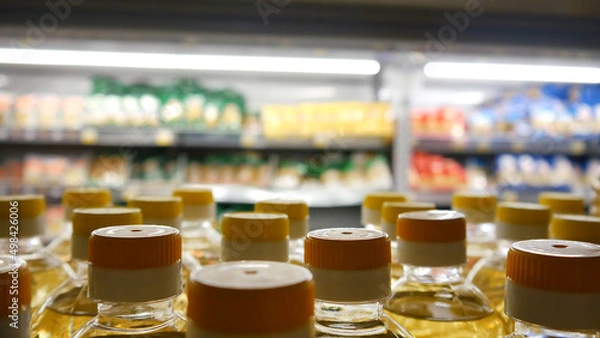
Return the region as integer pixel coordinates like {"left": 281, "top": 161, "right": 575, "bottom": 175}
{"left": 0, "top": 48, "right": 380, "bottom": 75}
{"left": 424, "top": 62, "right": 600, "bottom": 84}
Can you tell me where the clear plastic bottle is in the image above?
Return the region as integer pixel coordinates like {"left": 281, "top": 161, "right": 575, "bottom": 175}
{"left": 451, "top": 191, "right": 497, "bottom": 270}
{"left": 72, "top": 225, "right": 186, "bottom": 337}
{"left": 31, "top": 207, "right": 142, "bottom": 338}
{"left": 173, "top": 187, "right": 220, "bottom": 266}
{"left": 550, "top": 214, "right": 600, "bottom": 244}
{"left": 466, "top": 202, "right": 551, "bottom": 332}
{"left": 255, "top": 198, "right": 309, "bottom": 265}
{"left": 0, "top": 255, "right": 31, "bottom": 338}
{"left": 385, "top": 210, "right": 505, "bottom": 338}
{"left": 220, "top": 212, "right": 289, "bottom": 262}
{"left": 0, "top": 195, "right": 66, "bottom": 312}
{"left": 504, "top": 239, "right": 600, "bottom": 338}
{"left": 47, "top": 188, "right": 112, "bottom": 262}
{"left": 362, "top": 192, "right": 407, "bottom": 231}
{"left": 538, "top": 191, "right": 586, "bottom": 215}
{"left": 380, "top": 201, "right": 435, "bottom": 281}
{"left": 305, "top": 228, "right": 414, "bottom": 337}
{"left": 186, "top": 261, "right": 315, "bottom": 338}
{"left": 127, "top": 195, "right": 183, "bottom": 231}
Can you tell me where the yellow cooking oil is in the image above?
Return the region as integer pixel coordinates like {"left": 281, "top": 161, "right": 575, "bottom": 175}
{"left": 385, "top": 280, "right": 506, "bottom": 338}
{"left": 26, "top": 253, "right": 67, "bottom": 311}
{"left": 184, "top": 236, "right": 220, "bottom": 266}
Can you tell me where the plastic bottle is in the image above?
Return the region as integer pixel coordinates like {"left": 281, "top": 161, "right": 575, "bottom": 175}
{"left": 305, "top": 228, "right": 414, "bottom": 337}
{"left": 538, "top": 191, "right": 585, "bottom": 215}
{"left": 254, "top": 199, "right": 309, "bottom": 265}
{"left": 31, "top": 207, "right": 142, "bottom": 338}
{"left": 362, "top": 192, "right": 407, "bottom": 231}
{"left": 550, "top": 214, "right": 600, "bottom": 244}
{"left": 72, "top": 225, "right": 186, "bottom": 337}
{"left": 0, "top": 195, "right": 66, "bottom": 311}
{"left": 451, "top": 191, "right": 497, "bottom": 270}
{"left": 127, "top": 195, "right": 183, "bottom": 230}
{"left": 220, "top": 212, "right": 289, "bottom": 262}
{"left": 504, "top": 239, "right": 600, "bottom": 337}
{"left": 48, "top": 188, "right": 112, "bottom": 262}
{"left": 173, "top": 187, "right": 220, "bottom": 266}
{"left": 385, "top": 210, "right": 505, "bottom": 338}
{"left": 0, "top": 255, "right": 30, "bottom": 338}
{"left": 380, "top": 201, "right": 435, "bottom": 280}
{"left": 186, "top": 261, "right": 315, "bottom": 338}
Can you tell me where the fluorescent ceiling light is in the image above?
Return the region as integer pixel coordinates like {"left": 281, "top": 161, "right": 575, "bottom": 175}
{"left": 0, "top": 48, "right": 380, "bottom": 75}
{"left": 424, "top": 62, "right": 600, "bottom": 84}
{"left": 454, "top": 91, "right": 485, "bottom": 105}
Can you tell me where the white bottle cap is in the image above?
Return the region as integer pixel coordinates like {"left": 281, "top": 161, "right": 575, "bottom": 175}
{"left": 173, "top": 187, "right": 216, "bottom": 222}
{"left": 361, "top": 192, "right": 407, "bottom": 226}
{"left": 255, "top": 199, "right": 309, "bottom": 239}
{"left": 495, "top": 202, "right": 550, "bottom": 240}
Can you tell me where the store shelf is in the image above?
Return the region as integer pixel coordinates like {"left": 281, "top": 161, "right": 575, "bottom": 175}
{"left": 414, "top": 136, "right": 595, "bottom": 155}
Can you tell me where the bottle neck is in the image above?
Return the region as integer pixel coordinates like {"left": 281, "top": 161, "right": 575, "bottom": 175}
{"left": 97, "top": 299, "right": 176, "bottom": 330}
{"left": 402, "top": 264, "right": 464, "bottom": 284}
{"left": 495, "top": 238, "right": 515, "bottom": 257}
{"left": 513, "top": 320, "right": 600, "bottom": 338}
{"left": 315, "top": 300, "right": 383, "bottom": 324}
{"left": 0, "top": 236, "right": 43, "bottom": 255}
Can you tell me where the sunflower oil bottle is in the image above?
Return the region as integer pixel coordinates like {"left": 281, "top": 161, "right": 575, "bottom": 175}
{"left": 48, "top": 188, "right": 112, "bottom": 262}
{"left": 380, "top": 201, "right": 435, "bottom": 281}
{"left": 385, "top": 210, "right": 505, "bottom": 338}
{"left": 255, "top": 198, "right": 309, "bottom": 265}
{"left": 0, "top": 195, "right": 66, "bottom": 312}
{"left": 451, "top": 191, "right": 497, "bottom": 271}
{"left": 220, "top": 212, "right": 289, "bottom": 262}
{"left": 0, "top": 256, "right": 30, "bottom": 338}
{"left": 173, "top": 187, "right": 220, "bottom": 266}
{"left": 504, "top": 239, "right": 600, "bottom": 337}
{"left": 538, "top": 192, "right": 585, "bottom": 215}
{"left": 31, "top": 207, "right": 142, "bottom": 338}
{"left": 550, "top": 214, "right": 600, "bottom": 244}
{"left": 362, "top": 192, "right": 407, "bottom": 231}
{"left": 305, "top": 228, "right": 414, "bottom": 337}
{"left": 72, "top": 225, "right": 186, "bottom": 337}
{"left": 186, "top": 261, "right": 315, "bottom": 338}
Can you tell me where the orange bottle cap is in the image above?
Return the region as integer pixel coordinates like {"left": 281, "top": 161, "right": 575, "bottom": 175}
{"left": 305, "top": 228, "right": 390, "bottom": 270}
{"left": 72, "top": 207, "right": 142, "bottom": 237}
{"left": 221, "top": 212, "right": 289, "bottom": 242}
{"left": 551, "top": 214, "right": 600, "bottom": 245}
{"left": 496, "top": 202, "right": 551, "bottom": 227}
{"left": 381, "top": 201, "right": 435, "bottom": 224}
{"left": 187, "top": 261, "right": 314, "bottom": 335}
{"left": 362, "top": 192, "right": 407, "bottom": 210}
{"left": 0, "top": 256, "right": 31, "bottom": 315}
{"left": 127, "top": 195, "right": 182, "bottom": 218}
{"left": 506, "top": 239, "right": 600, "bottom": 293}
{"left": 255, "top": 199, "right": 309, "bottom": 221}
{"left": 0, "top": 194, "right": 45, "bottom": 218}
{"left": 89, "top": 225, "right": 181, "bottom": 270}
{"left": 62, "top": 187, "right": 112, "bottom": 208}
{"left": 397, "top": 210, "right": 466, "bottom": 243}
{"left": 538, "top": 192, "right": 585, "bottom": 215}
{"left": 173, "top": 187, "right": 214, "bottom": 205}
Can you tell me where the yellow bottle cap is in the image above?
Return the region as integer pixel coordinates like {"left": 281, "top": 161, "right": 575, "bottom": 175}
{"left": 362, "top": 192, "right": 407, "bottom": 210}
{"left": 507, "top": 239, "right": 600, "bottom": 293}
{"left": 0, "top": 256, "right": 30, "bottom": 315}
{"left": 127, "top": 195, "right": 183, "bottom": 218}
{"left": 221, "top": 212, "right": 289, "bottom": 242}
{"left": 551, "top": 214, "right": 600, "bottom": 244}
{"left": 381, "top": 201, "right": 435, "bottom": 224}
{"left": 89, "top": 225, "right": 181, "bottom": 270}
{"left": 451, "top": 191, "right": 496, "bottom": 223}
{"left": 496, "top": 202, "right": 551, "bottom": 227}
{"left": 187, "top": 261, "right": 314, "bottom": 335}
{"left": 304, "top": 228, "right": 391, "bottom": 270}
{"left": 255, "top": 199, "right": 309, "bottom": 221}
{"left": 62, "top": 187, "right": 112, "bottom": 208}
{"left": 538, "top": 192, "right": 585, "bottom": 214}
{"left": 173, "top": 187, "right": 214, "bottom": 205}
{"left": 72, "top": 207, "right": 142, "bottom": 237}
{"left": 397, "top": 210, "right": 466, "bottom": 243}
{"left": 0, "top": 194, "right": 45, "bottom": 218}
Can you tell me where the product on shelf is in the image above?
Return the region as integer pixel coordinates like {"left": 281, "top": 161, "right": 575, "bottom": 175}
{"left": 411, "top": 106, "right": 466, "bottom": 139}
{"left": 410, "top": 151, "right": 467, "bottom": 191}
